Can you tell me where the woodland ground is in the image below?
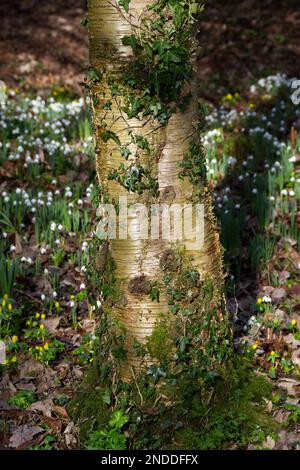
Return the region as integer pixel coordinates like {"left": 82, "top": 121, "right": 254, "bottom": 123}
{"left": 0, "top": 0, "right": 300, "bottom": 450}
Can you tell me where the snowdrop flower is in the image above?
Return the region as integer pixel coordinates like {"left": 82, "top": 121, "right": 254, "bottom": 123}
{"left": 52, "top": 291, "right": 58, "bottom": 299}
{"left": 82, "top": 241, "right": 88, "bottom": 251}
{"left": 80, "top": 283, "right": 86, "bottom": 290}
{"left": 41, "top": 294, "right": 46, "bottom": 301}
{"left": 97, "top": 300, "right": 102, "bottom": 308}
{"left": 69, "top": 300, "right": 75, "bottom": 308}
{"left": 289, "top": 156, "right": 297, "bottom": 163}
{"left": 40, "top": 247, "right": 47, "bottom": 255}
{"left": 262, "top": 295, "right": 272, "bottom": 303}
{"left": 55, "top": 238, "right": 61, "bottom": 246}
{"left": 50, "top": 222, "right": 56, "bottom": 231}
{"left": 44, "top": 268, "right": 49, "bottom": 275}
{"left": 269, "top": 196, "right": 275, "bottom": 202}
{"left": 235, "top": 203, "right": 240, "bottom": 209}
{"left": 252, "top": 188, "right": 258, "bottom": 194}
{"left": 2, "top": 232, "right": 7, "bottom": 238}
{"left": 77, "top": 199, "right": 83, "bottom": 205}
{"left": 281, "top": 189, "right": 288, "bottom": 196}
{"left": 10, "top": 245, "right": 16, "bottom": 252}
{"left": 81, "top": 266, "right": 87, "bottom": 273}
{"left": 58, "top": 224, "right": 63, "bottom": 231}
{"left": 289, "top": 190, "right": 295, "bottom": 197}
{"left": 21, "top": 256, "right": 27, "bottom": 262}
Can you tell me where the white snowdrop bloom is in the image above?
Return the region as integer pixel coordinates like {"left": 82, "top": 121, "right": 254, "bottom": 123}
{"left": 21, "top": 257, "right": 26, "bottom": 262}
{"left": 235, "top": 204, "right": 240, "bottom": 209}
{"left": 225, "top": 186, "right": 230, "bottom": 193}
{"left": 274, "top": 161, "right": 281, "bottom": 168}
{"left": 16, "top": 188, "right": 22, "bottom": 194}
{"left": 225, "top": 210, "right": 229, "bottom": 214}
{"left": 238, "top": 175, "right": 244, "bottom": 181}
{"left": 81, "top": 266, "right": 87, "bottom": 273}
{"left": 58, "top": 224, "right": 63, "bottom": 231}
{"left": 69, "top": 301, "right": 75, "bottom": 308}
{"left": 2, "top": 232, "right": 7, "bottom": 238}
{"left": 4, "top": 196, "right": 9, "bottom": 203}
{"left": 82, "top": 241, "right": 88, "bottom": 251}
{"left": 97, "top": 300, "right": 102, "bottom": 308}
{"left": 31, "top": 207, "right": 36, "bottom": 213}
{"left": 55, "top": 238, "right": 61, "bottom": 246}
{"left": 289, "top": 156, "right": 297, "bottom": 163}
{"left": 10, "top": 245, "right": 16, "bottom": 252}
{"left": 281, "top": 189, "right": 288, "bottom": 196}
{"left": 55, "top": 189, "right": 60, "bottom": 195}
{"left": 262, "top": 295, "right": 272, "bottom": 303}
{"left": 40, "top": 247, "right": 47, "bottom": 255}
{"left": 50, "top": 222, "right": 56, "bottom": 231}
{"left": 248, "top": 155, "right": 254, "bottom": 161}
{"left": 252, "top": 188, "right": 258, "bottom": 194}
{"left": 27, "top": 258, "right": 33, "bottom": 264}
{"left": 68, "top": 202, "right": 74, "bottom": 208}
{"left": 52, "top": 291, "right": 58, "bottom": 299}
{"left": 289, "top": 190, "right": 295, "bottom": 197}
{"left": 65, "top": 190, "right": 73, "bottom": 197}
{"left": 52, "top": 179, "right": 57, "bottom": 185}
{"left": 77, "top": 199, "right": 83, "bottom": 206}
{"left": 92, "top": 305, "right": 96, "bottom": 311}
{"left": 218, "top": 203, "right": 223, "bottom": 209}
{"left": 269, "top": 196, "right": 275, "bottom": 202}
{"left": 223, "top": 195, "right": 229, "bottom": 202}
{"left": 228, "top": 156, "right": 237, "bottom": 165}
{"left": 41, "top": 294, "right": 46, "bottom": 301}
{"left": 80, "top": 283, "right": 86, "bottom": 290}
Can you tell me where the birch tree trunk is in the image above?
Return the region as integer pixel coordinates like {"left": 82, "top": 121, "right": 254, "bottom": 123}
{"left": 87, "top": 0, "right": 230, "bottom": 408}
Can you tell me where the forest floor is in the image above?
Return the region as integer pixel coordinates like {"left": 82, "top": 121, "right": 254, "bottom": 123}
{"left": 0, "top": 0, "right": 300, "bottom": 451}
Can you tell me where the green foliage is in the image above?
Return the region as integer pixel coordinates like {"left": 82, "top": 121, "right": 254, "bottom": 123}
{"left": 8, "top": 390, "right": 37, "bottom": 410}
{"left": 0, "top": 255, "right": 19, "bottom": 298}
{"left": 85, "top": 410, "right": 129, "bottom": 450}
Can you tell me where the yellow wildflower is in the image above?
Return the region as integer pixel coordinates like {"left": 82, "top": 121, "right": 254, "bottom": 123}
{"left": 270, "top": 351, "right": 275, "bottom": 356}
{"left": 35, "top": 313, "right": 40, "bottom": 319}
{"left": 11, "top": 356, "right": 17, "bottom": 363}
{"left": 257, "top": 298, "right": 262, "bottom": 304}
{"left": 55, "top": 302, "right": 60, "bottom": 310}
{"left": 251, "top": 344, "right": 258, "bottom": 350}
{"left": 39, "top": 324, "right": 45, "bottom": 330}
{"left": 43, "top": 342, "right": 49, "bottom": 350}
{"left": 12, "top": 335, "right": 18, "bottom": 344}
{"left": 8, "top": 303, "right": 12, "bottom": 311}
{"left": 291, "top": 319, "right": 297, "bottom": 326}
{"left": 2, "top": 299, "right": 6, "bottom": 307}
{"left": 4, "top": 294, "right": 8, "bottom": 301}
{"left": 41, "top": 313, "right": 46, "bottom": 319}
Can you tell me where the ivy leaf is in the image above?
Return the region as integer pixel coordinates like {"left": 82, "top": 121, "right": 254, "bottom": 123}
{"left": 88, "top": 68, "right": 102, "bottom": 83}
{"left": 118, "top": 0, "right": 131, "bottom": 13}
{"left": 101, "top": 130, "right": 121, "bottom": 146}
{"left": 122, "top": 35, "right": 139, "bottom": 54}
{"left": 80, "top": 17, "right": 89, "bottom": 28}
{"left": 121, "top": 147, "right": 131, "bottom": 159}
{"left": 135, "top": 135, "right": 150, "bottom": 151}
